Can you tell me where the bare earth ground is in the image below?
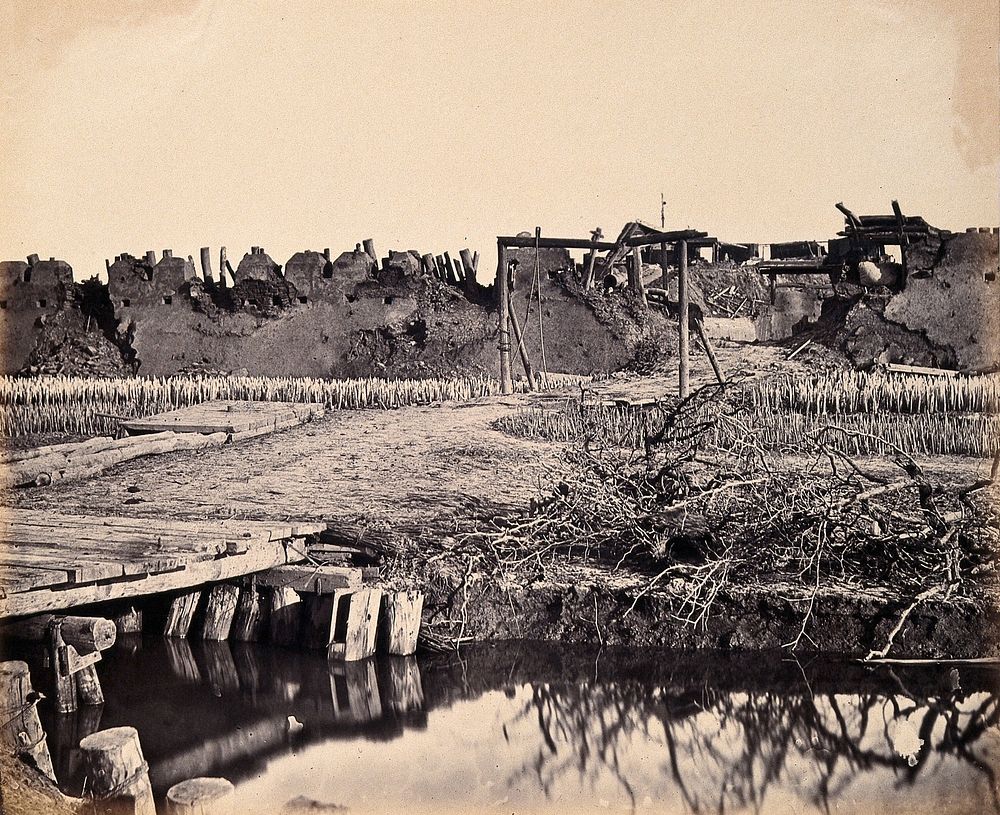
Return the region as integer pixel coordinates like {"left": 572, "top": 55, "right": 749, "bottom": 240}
{"left": 5, "top": 342, "right": 994, "bottom": 529}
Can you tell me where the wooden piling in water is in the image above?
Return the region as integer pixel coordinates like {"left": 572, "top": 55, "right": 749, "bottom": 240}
{"left": 380, "top": 591, "right": 423, "bottom": 656}
{"left": 0, "top": 660, "right": 56, "bottom": 781}
{"left": 79, "top": 726, "right": 156, "bottom": 815}
{"left": 328, "top": 588, "right": 382, "bottom": 661}
{"left": 75, "top": 664, "right": 105, "bottom": 706}
{"left": 164, "top": 591, "right": 201, "bottom": 638}
{"left": 230, "top": 578, "right": 265, "bottom": 642}
{"left": 199, "top": 584, "right": 240, "bottom": 641}
{"left": 49, "top": 623, "right": 78, "bottom": 714}
{"left": 165, "top": 777, "right": 235, "bottom": 814}
{"left": 268, "top": 586, "right": 303, "bottom": 646}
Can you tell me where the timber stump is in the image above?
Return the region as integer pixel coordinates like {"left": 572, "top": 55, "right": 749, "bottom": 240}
{"left": 79, "top": 726, "right": 156, "bottom": 815}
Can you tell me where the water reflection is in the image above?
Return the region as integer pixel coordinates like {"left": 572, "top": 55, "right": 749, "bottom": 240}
{"left": 30, "top": 641, "right": 998, "bottom": 814}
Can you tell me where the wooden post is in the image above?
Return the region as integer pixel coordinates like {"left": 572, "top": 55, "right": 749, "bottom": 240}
{"left": 268, "top": 586, "right": 303, "bottom": 646}
{"left": 420, "top": 253, "right": 435, "bottom": 277}
{"left": 443, "top": 251, "right": 459, "bottom": 284}
{"left": 0, "top": 661, "right": 56, "bottom": 781}
{"left": 48, "top": 622, "right": 77, "bottom": 714}
{"left": 76, "top": 664, "right": 105, "bottom": 706}
{"left": 660, "top": 242, "right": 670, "bottom": 289}
{"left": 200, "top": 247, "right": 214, "bottom": 283}
{"left": 769, "top": 273, "right": 776, "bottom": 305}
{"left": 581, "top": 250, "right": 598, "bottom": 289}
{"left": 303, "top": 594, "right": 338, "bottom": 650}
{"left": 507, "top": 300, "right": 535, "bottom": 389}
{"left": 230, "top": 579, "right": 265, "bottom": 642}
{"left": 678, "top": 239, "right": 690, "bottom": 398}
{"left": 362, "top": 239, "right": 377, "bottom": 267}
{"left": 165, "top": 777, "right": 235, "bottom": 815}
{"left": 164, "top": 591, "right": 201, "bottom": 638}
{"left": 379, "top": 591, "right": 423, "bottom": 656}
{"left": 218, "top": 247, "right": 228, "bottom": 288}
{"left": 328, "top": 588, "right": 382, "bottom": 661}
{"left": 79, "top": 726, "right": 156, "bottom": 815}
{"left": 497, "top": 240, "right": 513, "bottom": 394}
{"left": 631, "top": 246, "right": 648, "bottom": 306}
{"left": 199, "top": 584, "right": 239, "bottom": 641}
{"left": 460, "top": 248, "right": 477, "bottom": 290}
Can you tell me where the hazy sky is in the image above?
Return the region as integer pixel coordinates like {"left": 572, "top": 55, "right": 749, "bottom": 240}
{"left": 2, "top": 1, "right": 998, "bottom": 280}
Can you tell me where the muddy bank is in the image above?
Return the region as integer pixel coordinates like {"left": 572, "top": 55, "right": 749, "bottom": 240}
{"left": 420, "top": 571, "right": 1000, "bottom": 659}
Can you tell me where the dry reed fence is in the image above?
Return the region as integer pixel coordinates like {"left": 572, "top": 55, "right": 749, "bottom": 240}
{"left": 496, "top": 370, "right": 1000, "bottom": 458}
{"left": 0, "top": 373, "right": 582, "bottom": 438}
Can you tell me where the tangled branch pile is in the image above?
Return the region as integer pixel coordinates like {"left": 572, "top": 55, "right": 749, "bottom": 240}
{"left": 438, "top": 384, "right": 999, "bottom": 645}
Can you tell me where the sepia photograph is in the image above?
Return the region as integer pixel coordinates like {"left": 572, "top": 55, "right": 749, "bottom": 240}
{"left": 1, "top": 1, "right": 998, "bottom": 813}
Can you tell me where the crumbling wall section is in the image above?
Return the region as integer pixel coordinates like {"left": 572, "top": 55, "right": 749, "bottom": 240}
{"left": 0, "top": 256, "right": 75, "bottom": 373}
{"left": 884, "top": 232, "right": 1000, "bottom": 369}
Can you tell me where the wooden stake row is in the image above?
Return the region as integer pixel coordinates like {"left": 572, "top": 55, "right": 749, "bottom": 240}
{"left": 162, "top": 579, "right": 423, "bottom": 660}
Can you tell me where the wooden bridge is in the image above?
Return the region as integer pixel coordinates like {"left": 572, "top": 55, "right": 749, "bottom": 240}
{"left": 0, "top": 509, "right": 320, "bottom": 618}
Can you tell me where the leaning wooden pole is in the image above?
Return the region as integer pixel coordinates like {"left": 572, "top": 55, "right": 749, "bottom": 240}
{"left": 507, "top": 300, "right": 535, "bottom": 389}
{"left": 693, "top": 316, "right": 725, "bottom": 384}
{"left": 497, "top": 240, "right": 513, "bottom": 394}
{"left": 678, "top": 239, "right": 690, "bottom": 398}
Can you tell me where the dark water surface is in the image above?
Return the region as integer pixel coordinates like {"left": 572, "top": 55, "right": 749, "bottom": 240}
{"left": 36, "top": 637, "right": 999, "bottom": 814}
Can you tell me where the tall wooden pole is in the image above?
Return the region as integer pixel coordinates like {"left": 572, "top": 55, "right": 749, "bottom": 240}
{"left": 660, "top": 242, "right": 670, "bottom": 289}
{"left": 497, "top": 240, "right": 513, "bottom": 394}
{"left": 678, "top": 239, "right": 690, "bottom": 398}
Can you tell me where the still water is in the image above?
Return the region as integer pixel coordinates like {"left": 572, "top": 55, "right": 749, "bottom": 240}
{"left": 38, "top": 638, "right": 998, "bottom": 815}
